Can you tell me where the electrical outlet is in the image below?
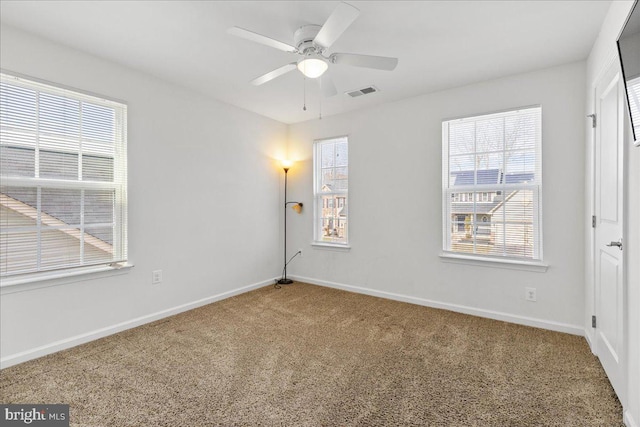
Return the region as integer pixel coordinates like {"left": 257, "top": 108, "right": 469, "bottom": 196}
{"left": 152, "top": 270, "right": 163, "bottom": 284}
{"left": 525, "top": 287, "right": 537, "bottom": 302}
{"left": 298, "top": 248, "right": 303, "bottom": 257}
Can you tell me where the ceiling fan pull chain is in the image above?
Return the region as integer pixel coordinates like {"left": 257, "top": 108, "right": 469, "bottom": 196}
{"left": 303, "top": 76, "right": 307, "bottom": 111}
{"left": 319, "top": 80, "right": 323, "bottom": 120}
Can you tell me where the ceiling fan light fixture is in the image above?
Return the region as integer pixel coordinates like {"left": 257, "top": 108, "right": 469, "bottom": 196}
{"left": 297, "top": 57, "right": 328, "bottom": 79}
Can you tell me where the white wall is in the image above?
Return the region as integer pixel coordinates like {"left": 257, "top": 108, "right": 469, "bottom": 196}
{"left": 286, "top": 62, "right": 586, "bottom": 334}
{"left": 585, "top": 2, "right": 639, "bottom": 425}
{"left": 0, "top": 26, "right": 287, "bottom": 366}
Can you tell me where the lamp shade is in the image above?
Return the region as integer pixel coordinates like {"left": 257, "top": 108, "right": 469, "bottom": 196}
{"left": 281, "top": 159, "right": 293, "bottom": 170}
{"left": 297, "top": 57, "right": 328, "bottom": 79}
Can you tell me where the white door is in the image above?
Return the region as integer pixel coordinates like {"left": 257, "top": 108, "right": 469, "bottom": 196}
{"left": 594, "top": 62, "right": 625, "bottom": 402}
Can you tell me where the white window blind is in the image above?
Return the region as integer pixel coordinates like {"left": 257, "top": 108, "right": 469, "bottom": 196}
{"left": 442, "top": 106, "right": 542, "bottom": 261}
{"left": 314, "top": 136, "right": 348, "bottom": 245}
{"left": 0, "top": 73, "right": 127, "bottom": 280}
{"left": 627, "top": 75, "right": 640, "bottom": 141}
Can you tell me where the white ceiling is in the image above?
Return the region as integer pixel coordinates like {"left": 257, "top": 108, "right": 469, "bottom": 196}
{"left": 0, "top": 1, "right": 612, "bottom": 124}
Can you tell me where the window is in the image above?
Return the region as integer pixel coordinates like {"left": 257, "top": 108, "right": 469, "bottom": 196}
{"left": 442, "top": 106, "right": 542, "bottom": 261}
{"left": 628, "top": 75, "right": 640, "bottom": 144}
{"left": 314, "top": 136, "right": 348, "bottom": 245}
{"left": 0, "top": 73, "right": 128, "bottom": 280}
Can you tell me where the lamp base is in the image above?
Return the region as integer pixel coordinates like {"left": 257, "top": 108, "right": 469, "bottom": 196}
{"left": 277, "top": 278, "right": 294, "bottom": 285}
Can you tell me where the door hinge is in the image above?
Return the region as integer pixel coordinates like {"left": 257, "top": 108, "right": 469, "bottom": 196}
{"left": 592, "top": 315, "right": 597, "bottom": 328}
{"left": 587, "top": 113, "right": 597, "bottom": 128}
{"left": 592, "top": 215, "right": 596, "bottom": 228}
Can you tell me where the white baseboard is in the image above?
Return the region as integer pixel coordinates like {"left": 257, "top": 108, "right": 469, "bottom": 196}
{"left": 584, "top": 329, "right": 596, "bottom": 354}
{"left": 290, "top": 275, "right": 584, "bottom": 336}
{"left": 626, "top": 410, "right": 639, "bottom": 427}
{"left": 0, "top": 278, "right": 273, "bottom": 369}
{"left": 1, "top": 275, "right": 586, "bottom": 369}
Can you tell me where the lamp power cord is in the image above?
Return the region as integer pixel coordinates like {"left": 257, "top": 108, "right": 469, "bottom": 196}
{"left": 274, "top": 250, "right": 302, "bottom": 289}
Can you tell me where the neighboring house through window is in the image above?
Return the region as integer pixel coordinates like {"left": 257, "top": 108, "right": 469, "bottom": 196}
{"left": 314, "top": 136, "right": 348, "bottom": 245}
{"left": 442, "top": 106, "right": 542, "bottom": 260}
{"left": 0, "top": 73, "right": 128, "bottom": 281}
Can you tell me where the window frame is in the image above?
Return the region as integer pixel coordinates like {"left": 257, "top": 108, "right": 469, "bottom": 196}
{"left": 0, "top": 71, "right": 129, "bottom": 286}
{"left": 313, "top": 136, "right": 349, "bottom": 247}
{"left": 441, "top": 105, "right": 544, "bottom": 264}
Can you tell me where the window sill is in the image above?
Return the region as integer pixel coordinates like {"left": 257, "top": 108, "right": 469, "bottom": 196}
{"left": 311, "top": 242, "right": 351, "bottom": 251}
{"left": 439, "top": 253, "right": 548, "bottom": 272}
{"left": 0, "top": 263, "right": 134, "bottom": 295}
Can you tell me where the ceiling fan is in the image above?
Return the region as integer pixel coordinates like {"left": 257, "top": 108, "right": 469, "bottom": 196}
{"left": 227, "top": 2, "right": 398, "bottom": 97}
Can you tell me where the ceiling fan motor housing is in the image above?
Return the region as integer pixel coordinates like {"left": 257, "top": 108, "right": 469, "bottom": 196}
{"left": 294, "top": 25, "right": 322, "bottom": 55}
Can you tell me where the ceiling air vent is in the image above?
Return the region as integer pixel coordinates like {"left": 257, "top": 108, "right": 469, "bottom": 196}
{"left": 346, "top": 86, "right": 379, "bottom": 98}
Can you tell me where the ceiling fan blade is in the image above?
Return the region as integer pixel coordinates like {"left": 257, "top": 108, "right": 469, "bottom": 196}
{"left": 313, "top": 2, "right": 360, "bottom": 50}
{"left": 330, "top": 53, "right": 398, "bottom": 71}
{"left": 320, "top": 74, "right": 337, "bottom": 97}
{"left": 250, "top": 63, "right": 298, "bottom": 86}
{"left": 228, "top": 27, "right": 297, "bottom": 53}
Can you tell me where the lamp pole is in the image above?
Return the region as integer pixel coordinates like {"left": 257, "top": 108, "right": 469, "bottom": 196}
{"left": 278, "top": 167, "right": 294, "bottom": 285}
{"left": 278, "top": 162, "right": 302, "bottom": 285}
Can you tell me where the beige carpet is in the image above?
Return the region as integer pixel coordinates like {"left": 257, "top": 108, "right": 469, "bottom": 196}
{"left": 0, "top": 282, "right": 622, "bottom": 426}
